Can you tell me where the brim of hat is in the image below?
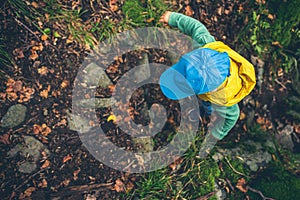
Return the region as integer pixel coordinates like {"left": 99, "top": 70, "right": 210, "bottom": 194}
{"left": 159, "top": 62, "right": 195, "bottom": 100}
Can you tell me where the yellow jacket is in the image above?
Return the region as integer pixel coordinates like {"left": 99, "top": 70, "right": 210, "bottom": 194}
{"left": 199, "top": 41, "right": 256, "bottom": 106}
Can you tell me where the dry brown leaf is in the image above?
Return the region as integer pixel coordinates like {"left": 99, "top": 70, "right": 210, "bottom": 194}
{"left": 33, "top": 124, "right": 42, "bottom": 134}
{"left": 185, "top": 5, "right": 194, "bottom": 16}
{"left": 146, "top": 18, "right": 155, "bottom": 23}
{"left": 39, "top": 179, "right": 48, "bottom": 188}
{"left": 63, "top": 154, "right": 72, "bottom": 163}
{"left": 42, "top": 125, "right": 51, "bottom": 136}
{"left": 41, "top": 34, "right": 48, "bottom": 41}
{"left": 41, "top": 159, "right": 50, "bottom": 169}
{"left": 38, "top": 66, "right": 48, "bottom": 75}
{"left": 126, "top": 181, "right": 134, "bottom": 192}
{"left": 29, "top": 51, "right": 39, "bottom": 60}
{"left": 109, "top": 0, "right": 119, "bottom": 12}
{"left": 31, "top": 2, "right": 39, "bottom": 8}
{"left": 114, "top": 178, "right": 125, "bottom": 192}
{"left": 20, "top": 187, "right": 35, "bottom": 199}
{"left": 61, "top": 80, "right": 69, "bottom": 89}
{"left": 73, "top": 168, "right": 81, "bottom": 180}
{"left": 13, "top": 80, "right": 23, "bottom": 92}
{"left": 0, "top": 133, "right": 10, "bottom": 144}
{"left": 40, "top": 89, "right": 49, "bottom": 98}
{"left": 256, "top": 116, "right": 265, "bottom": 124}
{"left": 239, "top": 111, "right": 246, "bottom": 120}
{"left": 13, "top": 48, "right": 25, "bottom": 59}
{"left": 236, "top": 178, "right": 248, "bottom": 193}
{"left": 169, "top": 157, "right": 184, "bottom": 171}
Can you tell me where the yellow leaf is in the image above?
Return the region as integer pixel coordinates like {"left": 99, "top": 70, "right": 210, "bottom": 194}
{"left": 107, "top": 114, "right": 117, "bottom": 123}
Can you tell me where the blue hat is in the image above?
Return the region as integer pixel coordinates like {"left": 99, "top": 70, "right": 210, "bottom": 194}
{"left": 159, "top": 48, "right": 230, "bottom": 100}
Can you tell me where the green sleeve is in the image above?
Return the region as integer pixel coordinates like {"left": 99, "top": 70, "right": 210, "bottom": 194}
{"left": 168, "top": 12, "right": 216, "bottom": 46}
{"left": 210, "top": 104, "right": 240, "bottom": 140}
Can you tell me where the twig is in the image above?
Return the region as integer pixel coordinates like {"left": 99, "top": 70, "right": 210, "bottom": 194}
{"left": 247, "top": 186, "right": 276, "bottom": 200}
{"left": 50, "top": 182, "right": 113, "bottom": 198}
{"left": 274, "top": 78, "right": 287, "bottom": 90}
{"left": 196, "top": 191, "right": 217, "bottom": 200}
{"left": 14, "top": 17, "right": 40, "bottom": 41}
{"left": 225, "top": 178, "right": 235, "bottom": 191}
{"left": 224, "top": 157, "right": 248, "bottom": 177}
{"left": 14, "top": 168, "right": 46, "bottom": 192}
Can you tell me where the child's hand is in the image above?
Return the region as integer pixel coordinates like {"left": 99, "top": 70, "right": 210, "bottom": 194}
{"left": 159, "top": 11, "right": 171, "bottom": 24}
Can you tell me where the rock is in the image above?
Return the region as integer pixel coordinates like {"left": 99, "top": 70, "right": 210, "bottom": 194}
{"left": 279, "top": 125, "right": 294, "bottom": 135}
{"left": 83, "top": 63, "right": 113, "bottom": 88}
{"left": 67, "top": 110, "right": 91, "bottom": 133}
{"left": 1, "top": 104, "right": 27, "bottom": 128}
{"left": 73, "top": 98, "right": 117, "bottom": 108}
{"left": 7, "top": 136, "right": 50, "bottom": 174}
{"left": 18, "top": 162, "right": 37, "bottom": 174}
{"left": 212, "top": 152, "right": 224, "bottom": 162}
{"left": 214, "top": 182, "right": 226, "bottom": 200}
{"left": 132, "top": 136, "right": 154, "bottom": 153}
{"left": 214, "top": 140, "right": 272, "bottom": 172}
{"left": 133, "top": 53, "right": 151, "bottom": 83}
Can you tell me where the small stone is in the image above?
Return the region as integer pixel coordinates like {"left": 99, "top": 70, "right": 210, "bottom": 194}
{"left": 18, "top": 162, "right": 37, "bottom": 174}
{"left": 134, "top": 53, "right": 150, "bottom": 83}
{"left": 1, "top": 104, "right": 27, "bottom": 128}
{"left": 212, "top": 152, "right": 224, "bottom": 162}
{"left": 7, "top": 136, "right": 50, "bottom": 174}
{"left": 248, "top": 162, "right": 258, "bottom": 172}
{"left": 67, "top": 110, "right": 91, "bottom": 133}
{"left": 83, "top": 63, "right": 112, "bottom": 88}
{"left": 280, "top": 125, "right": 294, "bottom": 135}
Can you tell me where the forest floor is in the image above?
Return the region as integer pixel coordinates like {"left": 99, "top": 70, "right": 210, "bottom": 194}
{"left": 0, "top": 0, "right": 299, "bottom": 200}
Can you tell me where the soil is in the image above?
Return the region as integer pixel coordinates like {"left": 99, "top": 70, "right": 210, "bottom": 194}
{"left": 0, "top": 0, "right": 298, "bottom": 200}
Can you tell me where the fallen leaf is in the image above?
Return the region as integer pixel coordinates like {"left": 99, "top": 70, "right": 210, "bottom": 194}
{"left": 13, "top": 48, "right": 25, "bottom": 59}
{"left": 256, "top": 116, "right": 265, "bottom": 124}
{"left": 109, "top": 0, "right": 118, "bottom": 12}
{"left": 38, "top": 179, "right": 47, "bottom": 188}
{"left": 73, "top": 168, "right": 81, "bottom": 180}
{"left": 41, "top": 34, "right": 48, "bottom": 41}
{"left": 169, "top": 157, "right": 184, "bottom": 171}
{"left": 33, "top": 124, "right": 42, "bottom": 134}
{"left": 61, "top": 80, "right": 69, "bottom": 88}
{"left": 185, "top": 5, "right": 194, "bottom": 16}
{"left": 31, "top": 2, "right": 39, "bottom": 8}
{"left": 41, "top": 159, "right": 50, "bottom": 169}
{"left": 29, "top": 51, "right": 39, "bottom": 60}
{"left": 114, "top": 178, "right": 125, "bottom": 192}
{"left": 19, "top": 187, "right": 36, "bottom": 199}
{"left": 126, "top": 181, "right": 134, "bottom": 192}
{"left": 63, "top": 154, "right": 72, "bottom": 163}
{"left": 40, "top": 89, "right": 49, "bottom": 98}
{"left": 0, "top": 134, "right": 10, "bottom": 144}
{"left": 236, "top": 178, "right": 248, "bottom": 193}
{"left": 38, "top": 66, "right": 48, "bottom": 75}
{"left": 146, "top": 18, "right": 155, "bottom": 23}
{"left": 239, "top": 111, "right": 246, "bottom": 120}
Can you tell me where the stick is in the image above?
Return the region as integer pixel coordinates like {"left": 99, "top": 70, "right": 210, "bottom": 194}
{"left": 196, "top": 191, "right": 217, "bottom": 200}
{"left": 247, "top": 186, "right": 276, "bottom": 200}
{"left": 50, "top": 182, "right": 113, "bottom": 198}
{"left": 224, "top": 157, "right": 248, "bottom": 177}
{"left": 14, "top": 17, "right": 40, "bottom": 41}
